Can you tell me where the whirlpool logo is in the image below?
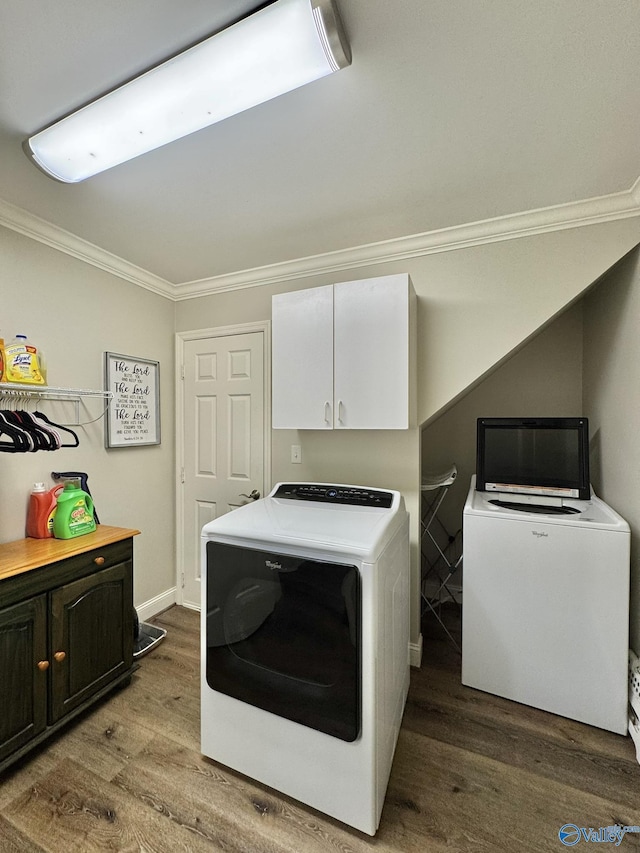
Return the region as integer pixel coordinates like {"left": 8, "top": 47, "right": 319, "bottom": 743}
{"left": 265, "top": 560, "right": 282, "bottom": 571}
{"left": 532, "top": 530, "right": 548, "bottom": 538}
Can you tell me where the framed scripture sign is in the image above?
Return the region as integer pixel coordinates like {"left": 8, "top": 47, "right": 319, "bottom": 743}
{"left": 105, "top": 352, "right": 160, "bottom": 447}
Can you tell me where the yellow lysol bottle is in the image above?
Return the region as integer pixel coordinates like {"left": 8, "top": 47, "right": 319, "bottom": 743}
{"left": 4, "top": 334, "right": 46, "bottom": 385}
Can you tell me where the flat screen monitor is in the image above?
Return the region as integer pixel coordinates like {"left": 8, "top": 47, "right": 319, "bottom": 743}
{"left": 476, "top": 417, "right": 590, "bottom": 500}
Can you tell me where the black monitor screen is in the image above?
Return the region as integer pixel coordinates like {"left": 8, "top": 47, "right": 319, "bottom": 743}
{"left": 476, "top": 418, "right": 590, "bottom": 500}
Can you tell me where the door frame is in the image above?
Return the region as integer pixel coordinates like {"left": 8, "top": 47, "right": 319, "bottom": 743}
{"left": 175, "top": 321, "right": 272, "bottom": 607}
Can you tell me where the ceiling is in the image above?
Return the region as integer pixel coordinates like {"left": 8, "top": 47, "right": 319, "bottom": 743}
{"left": 1, "top": 0, "right": 639, "bottom": 287}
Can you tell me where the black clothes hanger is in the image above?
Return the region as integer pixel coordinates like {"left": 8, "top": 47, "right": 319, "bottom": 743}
{"left": 0, "top": 399, "right": 81, "bottom": 452}
{"left": 28, "top": 411, "right": 62, "bottom": 449}
{"left": 5, "top": 411, "right": 56, "bottom": 451}
{"left": 0, "top": 411, "right": 33, "bottom": 452}
{"left": 5, "top": 411, "right": 43, "bottom": 449}
{"left": 33, "top": 410, "right": 80, "bottom": 447}
{"left": 20, "top": 410, "right": 58, "bottom": 450}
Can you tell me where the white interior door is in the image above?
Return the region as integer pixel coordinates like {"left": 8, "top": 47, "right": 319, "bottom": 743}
{"left": 180, "top": 331, "right": 265, "bottom": 609}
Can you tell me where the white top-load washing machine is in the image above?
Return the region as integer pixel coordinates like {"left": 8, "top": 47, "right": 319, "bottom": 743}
{"left": 200, "top": 482, "right": 410, "bottom": 836}
{"left": 462, "top": 476, "right": 630, "bottom": 734}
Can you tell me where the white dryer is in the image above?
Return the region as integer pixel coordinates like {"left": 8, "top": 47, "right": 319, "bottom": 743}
{"left": 200, "top": 482, "right": 410, "bottom": 835}
{"left": 462, "top": 476, "right": 630, "bottom": 734}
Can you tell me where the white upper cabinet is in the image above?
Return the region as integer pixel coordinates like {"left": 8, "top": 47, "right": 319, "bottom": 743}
{"left": 272, "top": 284, "right": 334, "bottom": 429}
{"left": 272, "top": 274, "right": 415, "bottom": 430}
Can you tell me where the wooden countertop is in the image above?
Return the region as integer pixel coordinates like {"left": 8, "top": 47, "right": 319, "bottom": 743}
{"left": 0, "top": 525, "right": 140, "bottom": 582}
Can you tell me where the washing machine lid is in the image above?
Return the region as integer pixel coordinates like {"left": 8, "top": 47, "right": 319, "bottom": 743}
{"left": 464, "top": 476, "right": 629, "bottom": 531}
{"left": 201, "top": 482, "right": 407, "bottom": 560}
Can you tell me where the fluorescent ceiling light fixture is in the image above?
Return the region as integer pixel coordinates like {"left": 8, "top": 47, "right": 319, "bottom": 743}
{"left": 24, "top": 0, "right": 350, "bottom": 183}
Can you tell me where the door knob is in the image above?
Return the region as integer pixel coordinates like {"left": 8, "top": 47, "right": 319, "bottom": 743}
{"left": 37, "top": 660, "right": 50, "bottom": 671}
{"left": 54, "top": 651, "right": 66, "bottom": 663}
{"left": 239, "top": 490, "right": 261, "bottom": 501}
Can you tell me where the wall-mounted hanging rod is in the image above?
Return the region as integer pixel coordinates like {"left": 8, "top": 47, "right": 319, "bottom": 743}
{"left": 0, "top": 383, "right": 113, "bottom": 425}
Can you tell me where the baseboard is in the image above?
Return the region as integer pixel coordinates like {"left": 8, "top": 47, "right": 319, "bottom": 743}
{"left": 410, "top": 634, "right": 423, "bottom": 669}
{"left": 135, "top": 587, "right": 177, "bottom": 622}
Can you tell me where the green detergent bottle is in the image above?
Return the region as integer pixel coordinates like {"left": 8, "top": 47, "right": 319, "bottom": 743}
{"left": 52, "top": 480, "right": 97, "bottom": 539}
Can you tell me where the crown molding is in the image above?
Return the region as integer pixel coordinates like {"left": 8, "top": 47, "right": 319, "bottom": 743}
{"left": 0, "top": 196, "right": 174, "bottom": 300}
{"left": 1, "top": 178, "right": 639, "bottom": 303}
{"left": 175, "top": 178, "right": 640, "bottom": 300}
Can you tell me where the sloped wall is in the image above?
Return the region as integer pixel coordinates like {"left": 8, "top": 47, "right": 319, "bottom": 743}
{"left": 415, "top": 218, "right": 640, "bottom": 426}
{"left": 583, "top": 246, "right": 640, "bottom": 654}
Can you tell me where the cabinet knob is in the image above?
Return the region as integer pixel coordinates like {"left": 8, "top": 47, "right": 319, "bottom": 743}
{"left": 37, "top": 660, "right": 50, "bottom": 671}
{"left": 54, "top": 651, "right": 66, "bottom": 663}
{"left": 94, "top": 556, "right": 105, "bottom": 566}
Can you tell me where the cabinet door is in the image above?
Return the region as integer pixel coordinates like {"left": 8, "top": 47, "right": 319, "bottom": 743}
{"left": 49, "top": 562, "right": 133, "bottom": 724}
{"left": 334, "top": 275, "right": 410, "bottom": 429}
{"left": 272, "top": 285, "right": 334, "bottom": 429}
{"left": 0, "top": 595, "right": 47, "bottom": 763}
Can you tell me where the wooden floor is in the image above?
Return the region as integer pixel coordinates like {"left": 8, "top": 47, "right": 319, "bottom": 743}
{"left": 2, "top": 605, "right": 640, "bottom": 852}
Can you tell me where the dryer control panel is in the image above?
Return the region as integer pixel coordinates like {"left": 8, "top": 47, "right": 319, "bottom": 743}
{"left": 272, "top": 483, "right": 393, "bottom": 508}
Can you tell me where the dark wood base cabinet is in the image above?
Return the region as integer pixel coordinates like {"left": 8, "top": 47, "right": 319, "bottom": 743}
{"left": 0, "top": 526, "right": 139, "bottom": 774}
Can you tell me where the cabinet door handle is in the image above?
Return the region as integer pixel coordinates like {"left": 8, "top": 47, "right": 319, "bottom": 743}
{"left": 94, "top": 556, "right": 105, "bottom": 566}
{"left": 324, "top": 401, "right": 331, "bottom": 425}
{"left": 37, "top": 660, "right": 50, "bottom": 671}
{"left": 337, "top": 400, "right": 344, "bottom": 425}
{"left": 54, "top": 651, "right": 66, "bottom": 663}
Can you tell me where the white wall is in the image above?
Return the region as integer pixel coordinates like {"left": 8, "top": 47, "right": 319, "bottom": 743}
{"left": 0, "top": 226, "right": 176, "bottom": 611}
{"left": 583, "top": 246, "right": 640, "bottom": 653}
